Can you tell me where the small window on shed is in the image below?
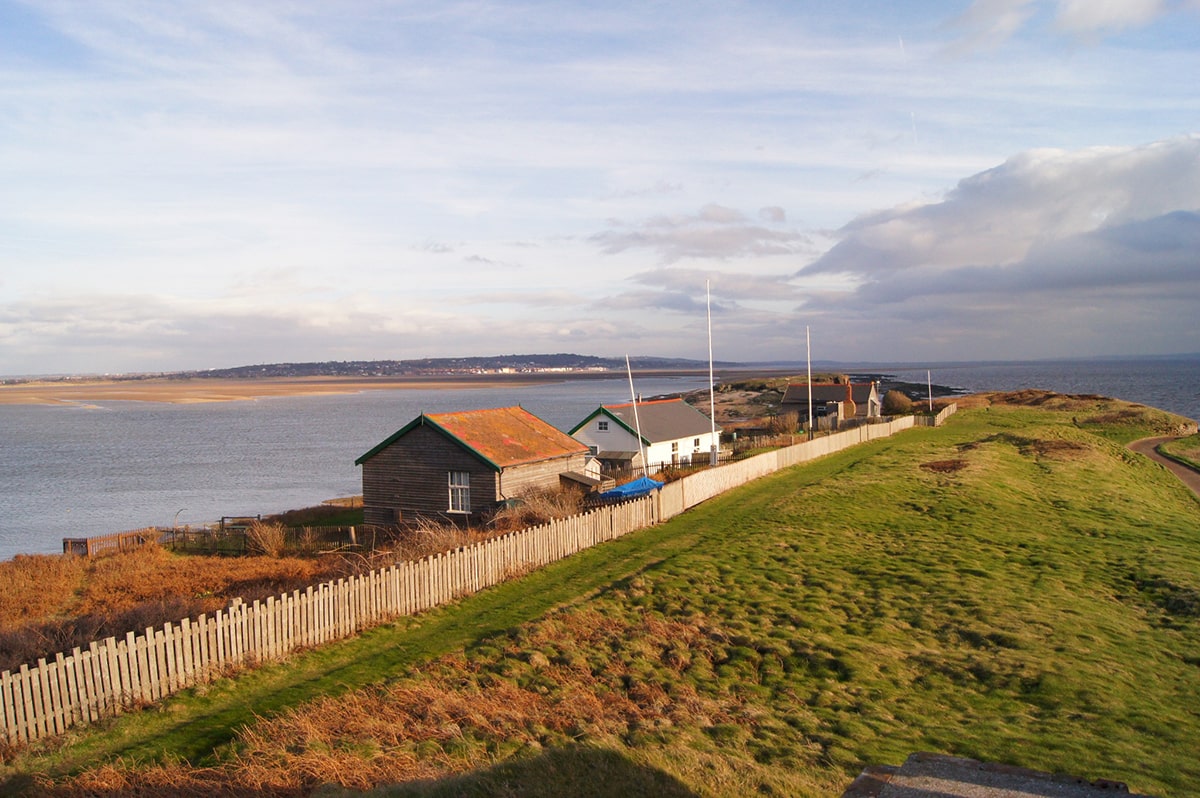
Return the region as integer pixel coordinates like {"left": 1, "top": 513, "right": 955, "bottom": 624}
{"left": 448, "top": 471, "right": 470, "bottom": 513}
{"left": 598, "top": 420, "right": 609, "bottom": 431}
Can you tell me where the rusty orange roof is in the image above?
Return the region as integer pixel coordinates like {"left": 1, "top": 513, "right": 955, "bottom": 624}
{"left": 357, "top": 406, "right": 587, "bottom": 470}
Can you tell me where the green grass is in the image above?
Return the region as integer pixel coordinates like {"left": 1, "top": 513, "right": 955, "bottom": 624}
{"left": 7, "top": 402, "right": 1200, "bottom": 796}
{"left": 1159, "top": 433, "right": 1200, "bottom": 471}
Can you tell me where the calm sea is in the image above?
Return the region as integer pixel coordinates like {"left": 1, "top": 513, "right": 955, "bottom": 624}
{"left": 0, "top": 376, "right": 711, "bottom": 561}
{"left": 1, "top": 358, "right": 1197, "bottom": 562}
{"left": 875, "top": 356, "right": 1200, "bottom": 421}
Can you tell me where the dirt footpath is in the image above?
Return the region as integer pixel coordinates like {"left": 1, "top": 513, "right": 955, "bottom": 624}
{"left": 1128, "top": 437, "right": 1200, "bottom": 499}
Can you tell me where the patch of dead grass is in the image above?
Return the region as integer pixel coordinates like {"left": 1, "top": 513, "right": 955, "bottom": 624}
{"left": 920, "top": 459, "right": 969, "bottom": 473}
{"left": 0, "top": 546, "right": 341, "bottom": 673}
{"left": 35, "top": 608, "right": 749, "bottom": 795}
{"left": 0, "top": 554, "right": 85, "bottom": 628}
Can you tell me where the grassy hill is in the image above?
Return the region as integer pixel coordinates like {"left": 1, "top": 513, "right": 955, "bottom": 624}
{"left": 6, "top": 394, "right": 1199, "bottom": 796}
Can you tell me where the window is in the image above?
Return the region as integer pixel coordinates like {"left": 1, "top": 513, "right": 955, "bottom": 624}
{"left": 694, "top": 438, "right": 701, "bottom": 450}
{"left": 448, "top": 471, "right": 470, "bottom": 513}
{"left": 671, "top": 441, "right": 679, "bottom": 453}
{"left": 598, "top": 420, "right": 608, "bottom": 431}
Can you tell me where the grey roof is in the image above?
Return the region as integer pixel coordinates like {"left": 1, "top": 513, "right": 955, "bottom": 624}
{"left": 783, "top": 383, "right": 850, "bottom": 404}
{"left": 595, "top": 450, "right": 640, "bottom": 461}
{"left": 600, "top": 398, "right": 718, "bottom": 444}
{"left": 782, "top": 382, "right": 875, "bottom": 405}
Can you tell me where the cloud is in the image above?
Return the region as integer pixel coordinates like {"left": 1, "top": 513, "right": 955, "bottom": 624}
{"left": 630, "top": 267, "right": 802, "bottom": 302}
{"left": 793, "top": 136, "right": 1200, "bottom": 358}
{"left": 1055, "top": 0, "right": 1167, "bottom": 34}
{"left": 454, "top": 291, "right": 587, "bottom": 309}
{"left": 949, "top": 0, "right": 1182, "bottom": 48}
{"left": 806, "top": 136, "right": 1200, "bottom": 281}
{"left": 591, "top": 204, "right": 812, "bottom": 262}
{"left": 949, "top": 0, "right": 1040, "bottom": 51}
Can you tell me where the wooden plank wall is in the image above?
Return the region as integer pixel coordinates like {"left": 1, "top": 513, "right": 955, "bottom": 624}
{"left": 5, "top": 406, "right": 953, "bottom": 746}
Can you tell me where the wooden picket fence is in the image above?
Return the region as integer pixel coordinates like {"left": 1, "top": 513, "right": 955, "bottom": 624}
{"left": 61, "top": 528, "right": 161, "bottom": 557}
{"left": 2, "top": 406, "right": 954, "bottom": 745}
{"left": 1, "top": 499, "right": 657, "bottom": 745}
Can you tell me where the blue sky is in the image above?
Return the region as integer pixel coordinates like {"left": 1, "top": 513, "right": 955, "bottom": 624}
{"left": 1, "top": 0, "right": 1198, "bottom": 375}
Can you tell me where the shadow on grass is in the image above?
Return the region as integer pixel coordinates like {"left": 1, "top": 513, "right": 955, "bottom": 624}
{"left": 355, "top": 744, "right": 700, "bottom": 798}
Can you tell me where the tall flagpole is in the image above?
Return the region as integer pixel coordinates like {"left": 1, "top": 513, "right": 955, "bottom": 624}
{"left": 707, "top": 280, "right": 717, "bottom": 466}
{"left": 626, "top": 355, "right": 647, "bottom": 477}
{"left": 806, "top": 325, "right": 813, "bottom": 440}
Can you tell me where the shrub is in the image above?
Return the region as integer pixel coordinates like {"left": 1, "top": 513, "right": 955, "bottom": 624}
{"left": 487, "top": 487, "right": 585, "bottom": 532}
{"left": 246, "top": 521, "right": 287, "bottom": 557}
{"left": 882, "top": 389, "right": 914, "bottom": 415}
{"left": 768, "top": 411, "right": 801, "bottom": 434}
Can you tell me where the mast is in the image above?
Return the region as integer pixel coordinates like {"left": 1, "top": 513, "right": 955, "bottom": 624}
{"left": 626, "top": 354, "right": 647, "bottom": 477}
{"left": 806, "top": 325, "right": 813, "bottom": 439}
{"left": 707, "top": 279, "right": 717, "bottom": 466}
{"left": 928, "top": 369, "right": 933, "bottom": 413}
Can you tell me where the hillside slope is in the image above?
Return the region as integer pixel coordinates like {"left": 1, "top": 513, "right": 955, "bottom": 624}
{"left": 9, "top": 396, "right": 1199, "bottom": 797}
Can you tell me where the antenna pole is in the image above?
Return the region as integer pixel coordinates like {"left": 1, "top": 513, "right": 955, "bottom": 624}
{"left": 806, "top": 325, "right": 813, "bottom": 440}
{"left": 707, "top": 280, "right": 717, "bottom": 466}
{"left": 626, "top": 355, "right": 647, "bottom": 478}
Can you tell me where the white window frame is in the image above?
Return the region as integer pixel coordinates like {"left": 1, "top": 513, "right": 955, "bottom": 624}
{"left": 448, "top": 470, "right": 470, "bottom": 513}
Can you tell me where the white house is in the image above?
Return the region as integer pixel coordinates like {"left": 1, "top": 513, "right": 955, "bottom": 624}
{"left": 569, "top": 398, "right": 721, "bottom": 474}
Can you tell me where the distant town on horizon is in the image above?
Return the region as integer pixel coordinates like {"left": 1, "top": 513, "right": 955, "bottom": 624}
{"left": 3, "top": 351, "right": 1197, "bottom": 385}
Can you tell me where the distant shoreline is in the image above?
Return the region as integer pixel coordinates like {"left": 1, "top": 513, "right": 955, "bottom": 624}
{"left": 0, "top": 369, "right": 793, "bottom": 406}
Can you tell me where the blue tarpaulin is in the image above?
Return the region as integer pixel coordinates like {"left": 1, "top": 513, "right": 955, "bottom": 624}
{"left": 598, "top": 476, "right": 664, "bottom": 500}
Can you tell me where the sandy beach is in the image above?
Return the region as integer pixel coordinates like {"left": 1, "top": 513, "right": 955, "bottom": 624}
{"left": 0, "top": 375, "right": 554, "bottom": 405}
{"left": 0, "top": 369, "right": 747, "bottom": 406}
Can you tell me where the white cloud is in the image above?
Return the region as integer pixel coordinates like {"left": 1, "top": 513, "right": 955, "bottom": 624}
{"left": 1055, "top": 0, "right": 1167, "bottom": 34}
{"left": 591, "top": 204, "right": 813, "bottom": 262}
{"left": 949, "top": 0, "right": 1040, "bottom": 51}
{"left": 949, "top": 0, "right": 1185, "bottom": 48}
{"left": 795, "top": 137, "right": 1200, "bottom": 359}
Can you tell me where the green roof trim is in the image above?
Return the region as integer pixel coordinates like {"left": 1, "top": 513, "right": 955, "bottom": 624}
{"left": 354, "top": 414, "right": 503, "bottom": 471}
{"left": 568, "top": 406, "right": 649, "bottom": 446}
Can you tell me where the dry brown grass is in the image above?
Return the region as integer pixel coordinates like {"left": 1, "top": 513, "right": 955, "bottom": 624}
{"left": 246, "top": 521, "right": 287, "bottom": 557}
{"left": 0, "top": 554, "right": 84, "bottom": 628}
{"left": 486, "top": 488, "right": 585, "bottom": 532}
{"left": 0, "top": 546, "right": 341, "bottom": 673}
{"left": 32, "top": 608, "right": 744, "bottom": 796}
{"left": 0, "top": 489, "right": 590, "bottom": 675}
{"left": 920, "top": 458, "right": 969, "bottom": 473}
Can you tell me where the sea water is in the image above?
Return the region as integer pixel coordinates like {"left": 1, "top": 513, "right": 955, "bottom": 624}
{"left": 879, "top": 356, "right": 1200, "bottom": 421}
{"left": 1, "top": 358, "right": 1197, "bottom": 562}
{"left": 0, "top": 376, "right": 710, "bottom": 560}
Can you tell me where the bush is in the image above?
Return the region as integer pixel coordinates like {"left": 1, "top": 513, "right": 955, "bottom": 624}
{"left": 882, "top": 390, "right": 914, "bottom": 415}
{"left": 246, "top": 521, "right": 287, "bottom": 557}
{"left": 488, "top": 487, "right": 585, "bottom": 532}
{"left": 768, "top": 411, "right": 801, "bottom": 434}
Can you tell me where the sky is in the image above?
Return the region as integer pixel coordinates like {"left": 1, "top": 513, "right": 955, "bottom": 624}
{"left": 1, "top": 0, "right": 1198, "bottom": 376}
